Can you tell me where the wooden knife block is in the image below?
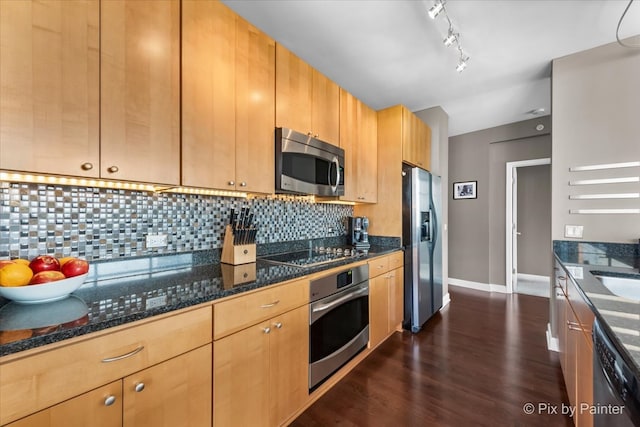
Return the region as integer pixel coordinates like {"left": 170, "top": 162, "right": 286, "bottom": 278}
{"left": 221, "top": 225, "right": 256, "bottom": 265}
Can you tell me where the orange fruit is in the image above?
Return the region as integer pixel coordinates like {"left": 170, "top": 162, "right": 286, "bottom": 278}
{"left": 58, "top": 257, "right": 75, "bottom": 267}
{"left": 13, "top": 259, "right": 30, "bottom": 265}
{"left": 0, "top": 263, "right": 34, "bottom": 287}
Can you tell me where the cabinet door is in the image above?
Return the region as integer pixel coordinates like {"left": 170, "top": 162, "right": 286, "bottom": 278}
{"left": 576, "top": 329, "right": 594, "bottom": 427}
{"left": 100, "top": 0, "right": 180, "bottom": 185}
{"left": 369, "top": 275, "right": 389, "bottom": 349}
{"left": 339, "top": 89, "right": 358, "bottom": 202}
{"left": 311, "top": 70, "right": 340, "bottom": 145}
{"left": 387, "top": 267, "right": 403, "bottom": 333}
{"left": 275, "top": 44, "right": 312, "bottom": 134}
{"left": 358, "top": 101, "right": 378, "bottom": 203}
{"left": 6, "top": 381, "right": 122, "bottom": 427}
{"left": 235, "top": 15, "right": 275, "bottom": 194}
{"left": 565, "top": 306, "right": 578, "bottom": 409}
{"left": 182, "top": 0, "right": 236, "bottom": 189}
{"left": 0, "top": 0, "right": 99, "bottom": 177}
{"left": 269, "top": 306, "right": 309, "bottom": 426}
{"left": 214, "top": 323, "right": 271, "bottom": 427}
{"left": 123, "top": 344, "right": 212, "bottom": 427}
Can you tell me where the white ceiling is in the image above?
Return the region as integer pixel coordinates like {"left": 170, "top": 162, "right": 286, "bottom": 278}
{"left": 222, "top": 0, "right": 640, "bottom": 136}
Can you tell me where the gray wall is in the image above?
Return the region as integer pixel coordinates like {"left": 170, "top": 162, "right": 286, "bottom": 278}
{"left": 414, "top": 106, "right": 449, "bottom": 298}
{"left": 552, "top": 37, "right": 640, "bottom": 243}
{"left": 517, "top": 165, "right": 551, "bottom": 276}
{"left": 449, "top": 116, "right": 551, "bottom": 287}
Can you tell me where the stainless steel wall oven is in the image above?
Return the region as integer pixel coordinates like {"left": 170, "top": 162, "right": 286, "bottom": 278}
{"left": 309, "top": 264, "right": 369, "bottom": 390}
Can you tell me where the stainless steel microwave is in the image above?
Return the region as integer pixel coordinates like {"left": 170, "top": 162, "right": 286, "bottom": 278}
{"left": 275, "top": 128, "right": 345, "bottom": 197}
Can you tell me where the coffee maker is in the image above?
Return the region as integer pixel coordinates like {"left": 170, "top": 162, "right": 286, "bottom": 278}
{"left": 347, "top": 216, "right": 370, "bottom": 249}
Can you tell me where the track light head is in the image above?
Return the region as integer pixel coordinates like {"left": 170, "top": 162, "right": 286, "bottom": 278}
{"left": 428, "top": 1, "right": 444, "bottom": 19}
{"left": 443, "top": 29, "right": 457, "bottom": 47}
{"left": 456, "top": 55, "right": 469, "bottom": 73}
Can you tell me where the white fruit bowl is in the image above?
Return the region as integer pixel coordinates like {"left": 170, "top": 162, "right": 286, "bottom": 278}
{"left": 0, "top": 273, "right": 89, "bottom": 304}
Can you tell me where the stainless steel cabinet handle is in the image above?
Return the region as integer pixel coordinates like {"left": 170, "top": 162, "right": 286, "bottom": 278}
{"left": 228, "top": 180, "right": 235, "bottom": 186}
{"left": 107, "top": 166, "right": 119, "bottom": 173}
{"left": 101, "top": 346, "right": 144, "bottom": 363}
{"left": 567, "top": 320, "right": 583, "bottom": 331}
{"left": 263, "top": 327, "right": 271, "bottom": 334}
{"left": 240, "top": 182, "right": 247, "bottom": 187}
{"left": 307, "top": 132, "right": 313, "bottom": 136}
{"left": 134, "top": 383, "right": 145, "bottom": 393}
{"left": 314, "top": 134, "right": 319, "bottom": 138}
{"left": 273, "top": 322, "right": 282, "bottom": 329}
{"left": 260, "top": 300, "right": 280, "bottom": 308}
{"left": 104, "top": 395, "right": 116, "bottom": 406}
{"left": 81, "top": 162, "right": 93, "bottom": 171}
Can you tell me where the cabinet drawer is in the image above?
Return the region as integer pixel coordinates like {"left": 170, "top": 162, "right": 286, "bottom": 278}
{"left": 368, "top": 256, "right": 389, "bottom": 278}
{"left": 388, "top": 252, "right": 404, "bottom": 271}
{"left": 0, "top": 306, "right": 212, "bottom": 425}
{"left": 214, "top": 279, "right": 309, "bottom": 340}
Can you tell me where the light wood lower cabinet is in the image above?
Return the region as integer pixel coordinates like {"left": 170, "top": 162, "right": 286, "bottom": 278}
{"left": 6, "top": 381, "right": 122, "bottom": 427}
{"left": 369, "top": 253, "right": 404, "bottom": 349}
{"left": 5, "top": 345, "right": 212, "bottom": 427}
{"left": 555, "top": 259, "right": 594, "bottom": 427}
{"left": 213, "top": 305, "right": 308, "bottom": 427}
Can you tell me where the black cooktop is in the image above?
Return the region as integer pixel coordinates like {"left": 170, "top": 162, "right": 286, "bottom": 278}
{"left": 259, "top": 247, "right": 371, "bottom": 268}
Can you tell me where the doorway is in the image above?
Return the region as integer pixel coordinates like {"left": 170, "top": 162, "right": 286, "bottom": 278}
{"left": 505, "top": 158, "right": 551, "bottom": 295}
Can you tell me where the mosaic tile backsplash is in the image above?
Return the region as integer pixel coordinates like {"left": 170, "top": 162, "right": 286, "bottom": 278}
{"left": 0, "top": 182, "right": 353, "bottom": 261}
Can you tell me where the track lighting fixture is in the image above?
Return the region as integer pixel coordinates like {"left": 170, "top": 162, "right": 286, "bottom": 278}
{"left": 428, "top": 1, "right": 444, "bottom": 19}
{"left": 427, "top": 0, "right": 470, "bottom": 73}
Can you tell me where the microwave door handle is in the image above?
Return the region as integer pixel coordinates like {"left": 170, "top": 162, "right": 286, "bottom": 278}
{"left": 330, "top": 156, "right": 340, "bottom": 194}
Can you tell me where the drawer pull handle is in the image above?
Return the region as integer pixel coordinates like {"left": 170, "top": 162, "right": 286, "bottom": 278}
{"left": 81, "top": 162, "right": 94, "bottom": 171}
{"left": 273, "top": 322, "right": 283, "bottom": 329}
{"left": 260, "top": 300, "right": 280, "bottom": 308}
{"left": 263, "top": 327, "right": 271, "bottom": 334}
{"left": 101, "top": 346, "right": 144, "bottom": 363}
{"left": 135, "top": 382, "right": 145, "bottom": 393}
{"left": 107, "top": 165, "right": 119, "bottom": 173}
{"left": 104, "top": 395, "right": 116, "bottom": 406}
{"left": 567, "top": 320, "right": 584, "bottom": 331}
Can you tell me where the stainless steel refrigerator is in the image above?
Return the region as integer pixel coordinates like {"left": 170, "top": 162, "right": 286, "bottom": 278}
{"left": 402, "top": 164, "right": 443, "bottom": 333}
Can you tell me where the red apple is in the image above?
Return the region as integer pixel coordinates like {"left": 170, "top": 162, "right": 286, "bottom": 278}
{"left": 30, "top": 271, "right": 65, "bottom": 285}
{"left": 29, "top": 255, "right": 60, "bottom": 273}
{"left": 61, "top": 259, "right": 89, "bottom": 278}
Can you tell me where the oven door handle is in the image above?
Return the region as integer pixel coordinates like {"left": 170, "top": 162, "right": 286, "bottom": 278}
{"left": 310, "top": 285, "right": 368, "bottom": 322}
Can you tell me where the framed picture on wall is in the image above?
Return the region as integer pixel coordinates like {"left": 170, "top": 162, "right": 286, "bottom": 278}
{"left": 453, "top": 181, "right": 477, "bottom": 199}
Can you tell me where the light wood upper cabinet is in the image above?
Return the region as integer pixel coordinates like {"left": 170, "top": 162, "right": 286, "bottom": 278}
{"left": 100, "top": 0, "right": 180, "bottom": 185}
{"left": 0, "top": 0, "right": 100, "bottom": 177}
{"left": 182, "top": 1, "right": 275, "bottom": 193}
{"left": 402, "top": 107, "right": 431, "bottom": 170}
{"left": 276, "top": 44, "right": 339, "bottom": 145}
{"left": 311, "top": 70, "right": 340, "bottom": 145}
{"left": 356, "top": 105, "right": 430, "bottom": 239}
{"left": 234, "top": 14, "right": 275, "bottom": 194}
{"left": 182, "top": 0, "right": 235, "bottom": 189}
{"left": 339, "top": 89, "right": 378, "bottom": 203}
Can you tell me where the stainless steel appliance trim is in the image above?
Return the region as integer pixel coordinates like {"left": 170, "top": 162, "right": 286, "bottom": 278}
{"left": 309, "top": 325, "right": 369, "bottom": 389}
{"left": 309, "top": 264, "right": 369, "bottom": 302}
{"left": 279, "top": 127, "right": 343, "bottom": 157}
{"left": 330, "top": 155, "right": 340, "bottom": 194}
{"left": 309, "top": 282, "right": 368, "bottom": 323}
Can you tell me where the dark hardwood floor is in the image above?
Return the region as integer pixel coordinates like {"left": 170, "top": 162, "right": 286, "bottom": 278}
{"left": 291, "top": 286, "right": 573, "bottom": 427}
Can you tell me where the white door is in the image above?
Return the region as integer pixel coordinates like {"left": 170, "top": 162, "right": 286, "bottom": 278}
{"left": 511, "top": 167, "right": 519, "bottom": 290}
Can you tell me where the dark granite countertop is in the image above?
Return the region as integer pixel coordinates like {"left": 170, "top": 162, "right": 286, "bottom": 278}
{"left": 553, "top": 240, "right": 640, "bottom": 376}
{"left": 0, "top": 245, "right": 401, "bottom": 357}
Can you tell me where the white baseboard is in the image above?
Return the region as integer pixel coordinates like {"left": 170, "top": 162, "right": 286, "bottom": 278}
{"left": 546, "top": 323, "right": 559, "bottom": 352}
{"left": 448, "top": 278, "right": 508, "bottom": 293}
{"left": 518, "top": 273, "right": 550, "bottom": 283}
{"left": 442, "top": 292, "right": 451, "bottom": 308}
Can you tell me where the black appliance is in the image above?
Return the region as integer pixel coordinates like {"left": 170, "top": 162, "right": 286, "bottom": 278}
{"left": 347, "top": 216, "right": 370, "bottom": 249}
{"left": 275, "top": 127, "right": 344, "bottom": 197}
{"left": 309, "top": 264, "right": 369, "bottom": 390}
{"left": 593, "top": 318, "right": 640, "bottom": 426}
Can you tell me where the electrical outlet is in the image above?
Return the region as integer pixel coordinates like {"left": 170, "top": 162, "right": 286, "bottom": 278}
{"left": 146, "top": 234, "right": 168, "bottom": 248}
{"left": 146, "top": 295, "right": 167, "bottom": 309}
{"left": 564, "top": 225, "right": 584, "bottom": 239}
